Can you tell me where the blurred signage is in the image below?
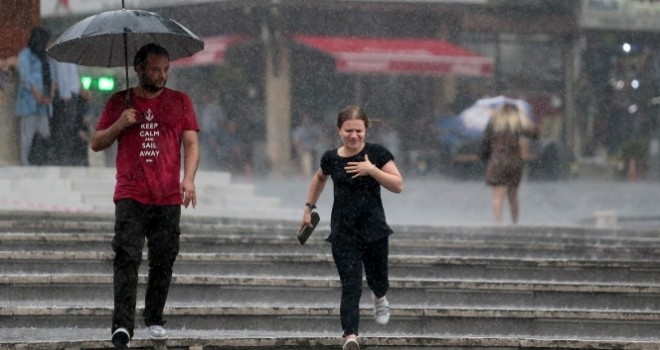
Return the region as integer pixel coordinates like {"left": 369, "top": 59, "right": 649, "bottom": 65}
{"left": 580, "top": 0, "right": 660, "bottom": 31}
{"left": 42, "top": 0, "right": 488, "bottom": 17}
{"left": 41, "top": 0, "right": 226, "bottom": 17}
{"left": 171, "top": 35, "right": 247, "bottom": 67}
{"left": 332, "top": 0, "right": 487, "bottom": 2}
{"left": 294, "top": 35, "right": 493, "bottom": 77}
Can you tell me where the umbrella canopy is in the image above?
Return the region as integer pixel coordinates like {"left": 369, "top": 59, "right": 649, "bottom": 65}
{"left": 459, "top": 96, "right": 534, "bottom": 134}
{"left": 47, "top": 9, "right": 204, "bottom": 67}
{"left": 47, "top": 8, "right": 204, "bottom": 105}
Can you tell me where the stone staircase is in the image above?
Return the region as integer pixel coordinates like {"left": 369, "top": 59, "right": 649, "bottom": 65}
{"left": 1, "top": 211, "right": 660, "bottom": 349}
{"left": 0, "top": 166, "right": 298, "bottom": 219}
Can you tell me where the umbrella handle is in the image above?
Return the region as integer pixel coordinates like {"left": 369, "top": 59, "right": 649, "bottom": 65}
{"left": 123, "top": 30, "right": 131, "bottom": 108}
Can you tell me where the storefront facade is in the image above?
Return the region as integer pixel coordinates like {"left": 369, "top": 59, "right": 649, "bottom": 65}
{"left": 0, "top": 0, "right": 40, "bottom": 165}
{"left": 577, "top": 0, "right": 660, "bottom": 177}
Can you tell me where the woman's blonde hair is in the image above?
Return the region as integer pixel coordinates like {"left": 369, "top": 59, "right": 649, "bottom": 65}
{"left": 490, "top": 103, "right": 532, "bottom": 133}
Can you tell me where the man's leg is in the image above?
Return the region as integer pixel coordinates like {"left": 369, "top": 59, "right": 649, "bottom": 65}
{"left": 111, "top": 200, "right": 147, "bottom": 339}
{"left": 143, "top": 205, "right": 181, "bottom": 329}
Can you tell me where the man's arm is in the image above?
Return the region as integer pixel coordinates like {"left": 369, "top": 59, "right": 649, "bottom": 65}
{"left": 90, "top": 108, "right": 136, "bottom": 151}
{"left": 180, "top": 130, "right": 200, "bottom": 208}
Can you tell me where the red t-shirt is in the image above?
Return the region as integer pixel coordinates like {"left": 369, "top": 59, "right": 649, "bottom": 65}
{"left": 96, "top": 88, "right": 199, "bottom": 205}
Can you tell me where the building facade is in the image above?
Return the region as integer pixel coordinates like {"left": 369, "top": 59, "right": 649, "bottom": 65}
{"left": 4, "top": 0, "right": 581, "bottom": 176}
{"left": 0, "top": 0, "right": 40, "bottom": 165}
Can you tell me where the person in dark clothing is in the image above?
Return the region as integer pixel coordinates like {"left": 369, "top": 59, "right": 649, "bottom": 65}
{"left": 51, "top": 61, "right": 91, "bottom": 166}
{"left": 480, "top": 103, "right": 538, "bottom": 224}
{"left": 301, "top": 105, "right": 404, "bottom": 350}
{"left": 90, "top": 43, "right": 200, "bottom": 349}
{"left": 15, "top": 26, "right": 55, "bottom": 165}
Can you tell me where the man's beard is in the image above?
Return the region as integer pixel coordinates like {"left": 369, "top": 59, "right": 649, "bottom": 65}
{"left": 140, "top": 76, "right": 166, "bottom": 93}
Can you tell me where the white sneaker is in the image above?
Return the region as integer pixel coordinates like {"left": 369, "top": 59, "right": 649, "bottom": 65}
{"left": 343, "top": 338, "right": 360, "bottom": 350}
{"left": 372, "top": 293, "right": 390, "bottom": 325}
{"left": 111, "top": 327, "right": 130, "bottom": 349}
{"left": 148, "top": 325, "right": 168, "bottom": 340}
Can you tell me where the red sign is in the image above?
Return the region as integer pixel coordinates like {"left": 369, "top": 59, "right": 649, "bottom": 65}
{"left": 171, "top": 35, "right": 247, "bottom": 67}
{"left": 293, "top": 35, "right": 493, "bottom": 77}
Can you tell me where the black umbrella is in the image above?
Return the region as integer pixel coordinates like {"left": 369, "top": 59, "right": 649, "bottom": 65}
{"left": 47, "top": 1, "right": 204, "bottom": 106}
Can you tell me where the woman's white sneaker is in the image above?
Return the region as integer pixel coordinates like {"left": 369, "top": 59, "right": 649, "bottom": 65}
{"left": 372, "top": 293, "right": 390, "bottom": 325}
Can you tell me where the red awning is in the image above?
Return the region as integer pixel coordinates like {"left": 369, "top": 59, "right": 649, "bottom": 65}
{"left": 171, "top": 35, "right": 247, "bottom": 67}
{"left": 292, "top": 35, "right": 493, "bottom": 77}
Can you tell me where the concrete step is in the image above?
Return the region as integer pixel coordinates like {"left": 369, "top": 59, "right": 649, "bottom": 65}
{"left": 87, "top": 197, "right": 290, "bottom": 216}
{"left": 10, "top": 222, "right": 660, "bottom": 240}
{"left": 4, "top": 304, "right": 660, "bottom": 339}
{"left": 196, "top": 194, "right": 281, "bottom": 208}
{"left": 0, "top": 211, "right": 301, "bottom": 233}
{"left": 0, "top": 190, "right": 84, "bottom": 203}
{"left": 2, "top": 232, "right": 660, "bottom": 259}
{"left": 72, "top": 179, "right": 257, "bottom": 198}
{"left": 3, "top": 329, "right": 656, "bottom": 350}
{"left": 71, "top": 178, "right": 116, "bottom": 193}
{"left": 201, "top": 183, "right": 256, "bottom": 196}
{"left": 2, "top": 251, "right": 660, "bottom": 283}
{"left": 2, "top": 210, "right": 660, "bottom": 349}
{"left": 5, "top": 227, "right": 660, "bottom": 261}
{"left": 4, "top": 210, "right": 660, "bottom": 242}
{"left": 0, "top": 166, "right": 229, "bottom": 183}
{"left": 4, "top": 274, "right": 660, "bottom": 311}
{"left": 0, "top": 178, "right": 74, "bottom": 192}
{"left": 3, "top": 208, "right": 660, "bottom": 241}
{"left": 0, "top": 166, "right": 82, "bottom": 179}
{"left": 0, "top": 166, "right": 292, "bottom": 219}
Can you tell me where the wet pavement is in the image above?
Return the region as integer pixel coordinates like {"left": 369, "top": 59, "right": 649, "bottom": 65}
{"left": 1, "top": 165, "right": 658, "bottom": 229}
{"left": 246, "top": 175, "right": 660, "bottom": 228}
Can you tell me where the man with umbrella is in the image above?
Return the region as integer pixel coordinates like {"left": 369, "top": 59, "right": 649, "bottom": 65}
{"left": 47, "top": 6, "right": 204, "bottom": 347}
{"left": 90, "top": 43, "right": 200, "bottom": 348}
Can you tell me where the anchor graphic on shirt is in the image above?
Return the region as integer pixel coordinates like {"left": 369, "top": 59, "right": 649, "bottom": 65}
{"left": 144, "top": 108, "right": 154, "bottom": 122}
{"left": 140, "top": 108, "right": 159, "bottom": 161}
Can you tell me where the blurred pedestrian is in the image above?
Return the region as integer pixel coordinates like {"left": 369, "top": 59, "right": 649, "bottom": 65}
{"left": 213, "top": 119, "right": 251, "bottom": 177}
{"left": 300, "top": 105, "right": 404, "bottom": 350}
{"left": 50, "top": 60, "right": 91, "bottom": 166}
{"left": 15, "top": 26, "right": 55, "bottom": 165}
{"left": 480, "top": 103, "right": 538, "bottom": 224}
{"left": 370, "top": 120, "right": 401, "bottom": 159}
{"left": 292, "top": 112, "right": 319, "bottom": 178}
{"left": 197, "top": 92, "right": 225, "bottom": 170}
{"left": 90, "top": 43, "right": 200, "bottom": 349}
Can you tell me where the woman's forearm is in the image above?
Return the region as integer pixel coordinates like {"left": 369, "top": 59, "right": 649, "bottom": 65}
{"left": 371, "top": 161, "right": 403, "bottom": 194}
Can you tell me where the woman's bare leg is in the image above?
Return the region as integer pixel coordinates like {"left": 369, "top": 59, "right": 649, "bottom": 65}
{"left": 507, "top": 186, "right": 519, "bottom": 224}
{"left": 492, "top": 186, "right": 506, "bottom": 223}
